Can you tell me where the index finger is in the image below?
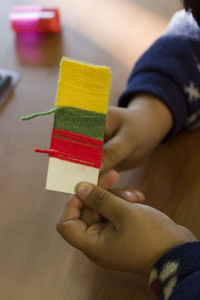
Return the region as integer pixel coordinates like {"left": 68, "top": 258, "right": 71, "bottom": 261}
{"left": 98, "top": 169, "right": 120, "bottom": 189}
{"left": 57, "top": 195, "right": 89, "bottom": 250}
{"left": 58, "top": 195, "right": 84, "bottom": 223}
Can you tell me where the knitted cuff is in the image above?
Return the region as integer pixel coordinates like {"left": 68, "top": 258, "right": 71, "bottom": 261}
{"left": 149, "top": 242, "right": 200, "bottom": 300}
{"left": 118, "top": 71, "right": 188, "bottom": 139}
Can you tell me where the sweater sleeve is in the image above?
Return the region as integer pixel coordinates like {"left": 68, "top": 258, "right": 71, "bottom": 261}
{"left": 149, "top": 242, "right": 200, "bottom": 300}
{"left": 119, "top": 11, "right": 200, "bottom": 137}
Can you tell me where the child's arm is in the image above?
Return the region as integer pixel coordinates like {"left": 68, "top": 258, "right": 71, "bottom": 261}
{"left": 102, "top": 94, "right": 173, "bottom": 172}
{"left": 57, "top": 183, "right": 197, "bottom": 277}
{"left": 57, "top": 184, "right": 200, "bottom": 299}
{"left": 102, "top": 11, "right": 200, "bottom": 173}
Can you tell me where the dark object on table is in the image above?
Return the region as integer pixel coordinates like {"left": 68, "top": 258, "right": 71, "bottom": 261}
{"left": 0, "top": 75, "right": 12, "bottom": 97}
{"left": 0, "top": 68, "right": 21, "bottom": 107}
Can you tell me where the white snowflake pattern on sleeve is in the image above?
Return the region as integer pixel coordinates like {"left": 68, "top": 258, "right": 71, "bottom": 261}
{"left": 149, "top": 261, "right": 179, "bottom": 300}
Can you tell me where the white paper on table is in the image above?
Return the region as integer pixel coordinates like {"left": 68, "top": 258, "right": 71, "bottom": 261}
{"left": 46, "top": 157, "right": 99, "bottom": 194}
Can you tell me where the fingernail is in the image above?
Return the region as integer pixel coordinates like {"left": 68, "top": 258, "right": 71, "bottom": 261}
{"left": 123, "top": 191, "right": 137, "bottom": 202}
{"left": 76, "top": 182, "right": 93, "bottom": 197}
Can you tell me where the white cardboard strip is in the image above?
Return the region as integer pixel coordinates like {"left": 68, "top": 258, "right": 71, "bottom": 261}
{"left": 46, "top": 157, "right": 99, "bottom": 194}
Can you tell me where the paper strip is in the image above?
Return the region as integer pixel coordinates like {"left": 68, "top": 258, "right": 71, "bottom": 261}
{"left": 46, "top": 157, "right": 99, "bottom": 194}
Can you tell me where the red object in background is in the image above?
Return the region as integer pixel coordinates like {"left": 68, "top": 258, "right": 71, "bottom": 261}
{"left": 9, "top": 6, "right": 60, "bottom": 33}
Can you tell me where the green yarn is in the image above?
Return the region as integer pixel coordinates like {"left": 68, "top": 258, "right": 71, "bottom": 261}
{"left": 21, "top": 106, "right": 106, "bottom": 141}
{"left": 21, "top": 107, "right": 65, "bottom": 120}
{"left": 54, "top": 107, "right": 106, "bottom": 140}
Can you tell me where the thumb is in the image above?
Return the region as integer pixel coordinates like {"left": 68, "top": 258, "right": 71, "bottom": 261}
{"left": 75, "top": 182, "right": 126, "bottom": 226}
{"left": 102, "top": 127, "right": 130, "bottom": 173}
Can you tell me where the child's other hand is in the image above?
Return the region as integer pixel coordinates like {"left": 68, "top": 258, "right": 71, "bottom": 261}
{"left": 102, "top": 94, "right": 173, "bottom": 173}
{"left": 57, "top": 183, "right": 197, "bottom": 276}
{"left": 98, "top": 169, "right": 145, "bottom": 203}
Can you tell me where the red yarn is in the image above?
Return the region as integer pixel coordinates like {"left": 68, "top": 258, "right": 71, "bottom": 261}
{"left": 35, "top": 129, "right": 103, "bottom": 168}
{"left": 53, "top": 129, "right": 103, "bottom": 147}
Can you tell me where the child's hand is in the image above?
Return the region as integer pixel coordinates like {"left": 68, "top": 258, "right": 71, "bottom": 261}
{"left": 98, "top": 169, "right": 145, "bottom": 203}
{"left": 57, "top": 183, "right": 197, "bottom": 276}
{"left": 78, "top": 169, "right": 145, "bottom": 227}
{"left": 102, "top": 94, "right": 173, "bottom": 173}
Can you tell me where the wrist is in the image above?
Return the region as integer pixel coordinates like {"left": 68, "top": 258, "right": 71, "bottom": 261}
{"left": 128, "top": 93, "right": 173, "bottom": 144}
{"left": 146, "top": 226, "right": 198, "bottom": 277}
{"left": 149, "top": 241, "right": 200, "bottom": 299}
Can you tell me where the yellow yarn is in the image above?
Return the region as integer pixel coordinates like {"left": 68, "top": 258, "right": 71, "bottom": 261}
{"left": 55, "top": 57, "right": 111, "bottom": 114}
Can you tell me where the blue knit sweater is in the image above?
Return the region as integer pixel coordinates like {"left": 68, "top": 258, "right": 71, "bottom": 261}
{"left": 119, "top": 10, "right": 200, "bottom": 300}
{"left": 119, "top": 10, "right": 200, "bottom": 136}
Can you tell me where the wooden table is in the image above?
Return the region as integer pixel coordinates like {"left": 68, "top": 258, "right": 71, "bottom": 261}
{"left": 1, "top": 1, "right": 193, "bottom": 299}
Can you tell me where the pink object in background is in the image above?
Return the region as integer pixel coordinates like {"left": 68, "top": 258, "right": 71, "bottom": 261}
{"left": 9, "top": 6, "right": 60, "bottom": 33}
